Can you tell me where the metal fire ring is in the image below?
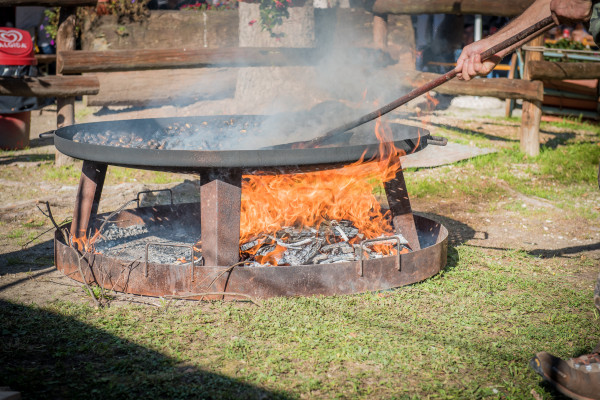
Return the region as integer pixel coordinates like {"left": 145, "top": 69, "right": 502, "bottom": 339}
{"left": 54, "top": 203, "right": 448, "bottom": 300}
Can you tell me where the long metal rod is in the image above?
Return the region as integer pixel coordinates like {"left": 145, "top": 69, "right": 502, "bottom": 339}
{"left": 304, "top": 16, "right": 555, "bottom": 148}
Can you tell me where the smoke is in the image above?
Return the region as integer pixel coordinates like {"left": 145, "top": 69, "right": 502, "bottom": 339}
{"left": 215, "top": 4, "right": 411, "bottom": 149}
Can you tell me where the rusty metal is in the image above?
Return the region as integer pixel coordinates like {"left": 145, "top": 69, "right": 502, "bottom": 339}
{"left": 54, "top": 204, "right": 447, "bottom": 299}
{"left": 384, "top": 167, "right": 421, "bottom": 251}
{"left": 136, "top": 189, "right": 174, "bottom": 207}
{"left": 144, "top": 242, "right": 197, "bottom": 281}
{"left": 360, "top": 236, "right": 403, "bottom": 275}
{"left": 53, "top": 113, "right": 449, "bottom": 299}
{"left": 70, "top": 161, "right": 107, "bottom": 239}
{"left": 200, "top": 170, "right": 242, "bottom": 267}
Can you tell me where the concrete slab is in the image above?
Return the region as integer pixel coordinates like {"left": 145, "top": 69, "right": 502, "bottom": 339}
{"left": 400, "top": 141, "right": 496, "bottom": 169}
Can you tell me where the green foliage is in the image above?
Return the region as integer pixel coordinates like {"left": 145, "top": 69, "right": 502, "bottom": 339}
{"left": 258, "top": 0, "right": 291, "bottom": 38}
{"left": 546, "top": 38, "right": 587, "bottom": 51}
{"left": 43, "top": 8, "right": 60, "bottom": 41}
{"left": 544, "top": 38, "right": 597, "bottom": 62}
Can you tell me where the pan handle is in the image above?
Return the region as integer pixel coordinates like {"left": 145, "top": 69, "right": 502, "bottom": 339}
{"left": 39, "top": 130, "right": 56, "bottom": 140}
{"left": 427, "top": 136, "right": 447, "bottom": 146}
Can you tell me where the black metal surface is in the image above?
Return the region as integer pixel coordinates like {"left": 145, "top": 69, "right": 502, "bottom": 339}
{"left": 51, "top": 115, "right": 430, "bottom": 173}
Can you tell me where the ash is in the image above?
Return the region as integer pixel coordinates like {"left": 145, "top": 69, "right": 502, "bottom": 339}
{"left": 93, "top": 219, "right": 410, "bottom": 267}
{"left": 241, "top": 220, "right": 410, "bottom": 267}
{"left": 95, "top": 223, "right": 201, "bottom": 265}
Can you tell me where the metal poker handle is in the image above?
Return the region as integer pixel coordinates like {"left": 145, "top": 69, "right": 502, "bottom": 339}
{"left": 307, "top": 16, "right": 555, "bottom": 148}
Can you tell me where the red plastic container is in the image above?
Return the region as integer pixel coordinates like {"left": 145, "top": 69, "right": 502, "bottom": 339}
{"left": 0, "top": 111, "right": 31, "bottom": 150}
{"left": 0, "top": 27, "right": 37, "bottom": 150}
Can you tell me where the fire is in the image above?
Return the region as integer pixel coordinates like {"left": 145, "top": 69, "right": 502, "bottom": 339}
{"left": 71, "top": 229, "right": 101, "bottom": 253}
{"left": 425, "top": 92, "right": 440, "bottom": 109}
{"left": 239, "top": 117, "right": 408, "bottom": 264}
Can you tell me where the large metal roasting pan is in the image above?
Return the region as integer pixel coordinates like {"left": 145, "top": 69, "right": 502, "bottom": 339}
{"left": 49, "top": 116, "right": 435, "bottom": 173}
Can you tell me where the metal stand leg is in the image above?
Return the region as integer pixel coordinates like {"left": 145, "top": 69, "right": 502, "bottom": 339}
{"left": 71, "top": 161, "right": 107, "bottom": 240}
{"left": 384, "top": 167, "right": 421, "bottom": 251}
{"left": 200, "top": 169, "right": 242, "bottom": 266}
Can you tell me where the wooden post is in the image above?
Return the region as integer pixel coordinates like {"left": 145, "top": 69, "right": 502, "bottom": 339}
{"left": 505, "top": 52, "right": 518, "bottom": 118}
{"left": 55, "top": 6, "right": 77, "bottom": 166}
{"left": 520, "top": 35, "right": 544, "bottom": 157}
{"left": 373, "top": 14, "right": 388, "bottom": 50}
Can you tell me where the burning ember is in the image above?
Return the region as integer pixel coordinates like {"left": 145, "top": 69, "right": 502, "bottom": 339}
{"left": 238, "top": 118, "right": 414, "bottom": 266}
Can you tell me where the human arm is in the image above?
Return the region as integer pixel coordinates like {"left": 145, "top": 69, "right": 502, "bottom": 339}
{"left": 455, "top": 0, "right": 554, "bottom": 81}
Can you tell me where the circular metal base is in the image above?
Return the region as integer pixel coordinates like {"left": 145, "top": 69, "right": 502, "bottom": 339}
{"left": 54, "top": 203, "right": 447, "bottom": 299}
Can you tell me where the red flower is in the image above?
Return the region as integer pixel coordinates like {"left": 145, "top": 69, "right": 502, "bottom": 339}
{"left": 248, "top": 19, "right": 257, "bottom": 26}
{"left": 275, "top": 0, "right": 283, "bottom": 7}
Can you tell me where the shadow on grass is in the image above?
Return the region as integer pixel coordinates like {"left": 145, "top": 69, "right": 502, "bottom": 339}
{"left": 0, "top": 236, "right": 55, "bottom": 274}
{"left": 0, "top": 153, "right": 54, "bottom": 165}
{"left": 540, "top": 131, "right": 576, "bottom": 150}
{"left": 0, "top": 299, "right": 292, "bottom": 400}
{"left": 465, "top": 241, "right": 600, "bottom": 259}
{"left": 29, "top": 136, "right": 55, "bottom": 149}
{"left": 416, "top": 212, "right": 477, "bottom": 275}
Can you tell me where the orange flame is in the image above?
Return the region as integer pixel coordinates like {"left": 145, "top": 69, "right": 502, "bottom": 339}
{"left": 239, "top": 117, "right": 406, "bottom": 263}
{"left": 425, "top": 92, "right": 440, "bottom": 109}
{"left": 71, "top": 229, "right": 101, "bottom": 253}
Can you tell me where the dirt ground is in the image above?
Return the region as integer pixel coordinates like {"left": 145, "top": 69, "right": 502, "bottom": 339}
{"left": 1, "top": 99, "right": 600, "bottom": 306}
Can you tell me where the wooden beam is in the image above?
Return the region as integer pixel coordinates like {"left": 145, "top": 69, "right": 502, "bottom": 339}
{"left": 0, "top": 0, "right": 95, "bottom": 5}
{"left": 0, "top": 76, "right": 99, "bottom": 97}
{"left": 84, "top": 69, "right": 235, "bottom": 107}
{"left": 527, "top": 60, "right": 600, "bottom": 80}
{"left": 372, "top": 0, "right": 535, "bottom": 16}
{"left": 395, "top": 70, "right": 543, "bottom": 101}
{"left": 59, "top": 48, "right": 318, "bottom": 74}
{"left": 35, "top": 54, "right": 57, "bottom": 65}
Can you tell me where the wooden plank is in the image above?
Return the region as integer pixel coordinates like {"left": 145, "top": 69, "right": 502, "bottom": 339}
{"left": 84, "top": 69, "right": 235, "bottom": 107}
{"left": 372, "top": 0, "right": 534, "bottom": 16}
{"left": 527, "top": 61, "right": 600, "bottom": 80}
{"left": 35, "top": 54, "right": 57, "bottom": 65}
{"left": 0, "top": 76, "right": 99, "bottom": 97}
{"left": 0, "top": 0, "right": 95, "bottom": 5}
{"left": 395, "top": 70, "right": 543, "bottom": 101}
{"left": 59, "top": 48, "right": 318, "bottom": 74}
{"left": 543, "top": 95, "right": 598, "bottom": 110}
{"left": 543, "top": 79, "right": 598, "bottom": 97}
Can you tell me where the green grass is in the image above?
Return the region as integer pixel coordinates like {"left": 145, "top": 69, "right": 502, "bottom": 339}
{"left": 407, "top": 138, "right": 600, "bottom": 214}
{"left": 6, "top": 229, "right": 25, "bottom": 239}
{"left": 1, "top": 245, "right": 597, "bottom": 399}
{"left": 541, "top": 116, "right": 600, "bottom": 135}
